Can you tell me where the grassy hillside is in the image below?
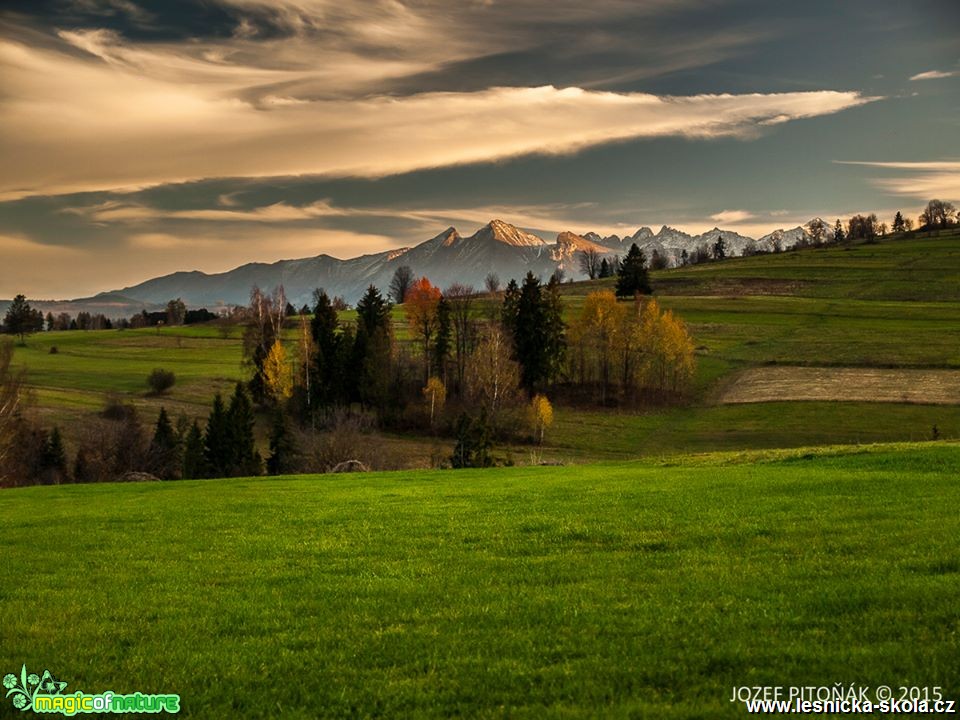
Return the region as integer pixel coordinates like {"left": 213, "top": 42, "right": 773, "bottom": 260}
{"left": 2, "top": 444, "right": 957, "bottom": 718}
{"left": 7, "top": 231, "right": 960, "bottom": 461}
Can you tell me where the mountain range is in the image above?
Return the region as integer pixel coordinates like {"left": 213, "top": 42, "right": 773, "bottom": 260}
{"left": 7, "top": 218, "right": 826, "bottom": 316}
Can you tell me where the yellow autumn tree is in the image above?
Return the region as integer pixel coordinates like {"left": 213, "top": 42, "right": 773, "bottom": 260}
{"left": 569, "top": 290, "right": 626, "bottom": 401}
{"left": 529, "top": 394, "right": 553, "bottom": 446}
{"left": 422, "top": 376, "right": 446, "bottom": 427}
{"left": 263, "top": 339, "right": 293, "bottom": 401}
{"left": 627, "top": 298, "right": 695, "bottom": 397}
{"left": 660, "top": 309, "right": 696, "bottom": 394}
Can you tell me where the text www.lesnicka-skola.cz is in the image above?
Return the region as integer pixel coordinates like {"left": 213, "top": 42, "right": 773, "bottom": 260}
{"left": 731, "top": 686, "right": 956, "bottom": 715}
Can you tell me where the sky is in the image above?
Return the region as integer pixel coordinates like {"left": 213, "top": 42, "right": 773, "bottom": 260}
{"left": 0, "top": 0, "right": 958, "bottom": 299}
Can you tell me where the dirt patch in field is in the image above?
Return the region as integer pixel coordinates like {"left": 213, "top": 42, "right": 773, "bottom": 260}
{"left": 654, "top": 277, "right": 809, "bottom": 297}
{"left": 720, "top": 366, "right": 960, "bottom": 405}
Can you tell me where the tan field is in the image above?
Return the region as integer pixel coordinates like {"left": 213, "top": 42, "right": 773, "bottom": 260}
{"left": 720, "top": 366, "right": 960, "bottom": 405}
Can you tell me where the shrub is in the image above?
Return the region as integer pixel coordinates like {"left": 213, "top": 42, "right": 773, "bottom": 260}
{"left": 147, "top": 368, "right": 176, "bottom": 395}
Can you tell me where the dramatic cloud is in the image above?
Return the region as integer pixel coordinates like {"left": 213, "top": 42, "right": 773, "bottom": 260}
{"left": 0, "top": 30, "right": 875, "bottom": 200}
{"left": 837, "top": 161, "right": 960, "bottom": 201}
{"left": 909, "top": 70, "right": 957, "bottom": 81}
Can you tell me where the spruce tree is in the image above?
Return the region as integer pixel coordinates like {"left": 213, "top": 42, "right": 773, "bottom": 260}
{"left": 203, "top": 393, "right": 230, "bottom": 477}
{"left": 3, "top": 295, "right": 44, "bottom": 344}
{"left": 833, "top": 219, "right": 845, "bottom": 244}
{"left": 41, "top": 426, "right": 68, "bottom": 484}
{"left": 892, "top": 211, "right": 905, "bottom": 233}
{"left": 267, "top": 409, "right": 298, "bottom": 475}
{"left": 355, "top": 285, "right": 392, "bottom": 336}
{"left": 148, "top": 407, "right": 180, "bottom": 479}
{"left": 501, "top": 272, "right": 564, "bottom": 391}
{"left": 310, "top": 290, "right": 342, "bottom": 409}
{"left": 182, "top": 421, "right": 207, "bottom": 479}
{"left": 615, "top": 243, "right": 652, "bottom": 298}
{"left": 226, "top": 383, "right": 262, "bottom": 477}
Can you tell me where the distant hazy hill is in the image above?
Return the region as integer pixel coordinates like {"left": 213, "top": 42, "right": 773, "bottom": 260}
{"left": 57, "top": 218, "right": 819, "bottom": 313}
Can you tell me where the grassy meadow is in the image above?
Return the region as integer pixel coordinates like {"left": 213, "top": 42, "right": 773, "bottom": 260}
{"left": 1, "top": 443, "right": 958, "bottom": 718}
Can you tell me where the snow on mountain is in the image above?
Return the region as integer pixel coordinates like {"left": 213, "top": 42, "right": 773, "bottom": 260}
{"left": 757, "top": 226, "right": 809, "bottom": 252}
{"left": 79, "top": 217, "right": 826, "bottom": 314}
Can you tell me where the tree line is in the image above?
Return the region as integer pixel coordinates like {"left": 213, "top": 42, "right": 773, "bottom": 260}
{"left": 0, "top": 243, "right": 693, "bottom": 484}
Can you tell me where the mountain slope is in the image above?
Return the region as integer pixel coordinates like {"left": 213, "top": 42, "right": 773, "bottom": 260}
{"left": 78, "top": 218, "right": 821, "bottom": 311}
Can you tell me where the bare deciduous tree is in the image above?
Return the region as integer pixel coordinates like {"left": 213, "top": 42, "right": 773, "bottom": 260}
{"left": 444, "top": 283, "right": 476, "bottom": 392}
{"left": 389, "top": 265, "right": 416, "bottom": 304}
{"left": 578, "top": 248, "right": 602, "bottom": 279}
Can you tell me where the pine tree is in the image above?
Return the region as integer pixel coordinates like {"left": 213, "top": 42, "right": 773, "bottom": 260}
{"left": 266, "top": 409, "right": 298, "bottom": 475}
{"left": 356, "top": 285, "right": 392, "bottom": 336}
{"left": 500, "top": 272, "right": 566, "bottom": 392}
{"left": 892, "top": 211, "right": 905, "bottom": 233}
{"left": 833, "top": 219, "right": 845, "bottom": 244}
{"left": 148, "top": 407, "right": 180, "bottom": 479}
{"left": 450, "top": 410, "right": 493, "bottom": 468}
{"left": 41, "top": 426, "right": 68, "bottom": 484}
{"left": 182, "top": 421, "right": 207, "bottom": 479}
{"left": 3, "top": 295, "right": 44, "bottom": 344}
{"left": 353, "top": 285, "right": 393, "bottom": 409}
{"left": 226, "top": 383, "right": 262, "bottom": 477}
{"left": 310, "top": 290, "right": 343, "bottom": 409}
{"left": 615, "top": 243, "right": 652, "bottom": 298}
{"left": 203, "top": 393, "right": 231, "bottom": 477}
{"left": 73, "top": 447, "right": 93, "bottom": 484}
{"left": 598, "top": 258, "right": 611, "bottom": 278}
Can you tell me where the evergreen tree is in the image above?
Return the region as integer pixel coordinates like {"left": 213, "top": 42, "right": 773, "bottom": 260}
{"left": 73, "top": 448, "right": 93, "bottom": 484}
{"left": 41, "top": 426, "right": 68, "bottom": 484}
{"left": 450, "top": 410, "right": 493, "bottom": 469}
{"left": 182, "top": 421, "right": 207, "bottom": 479}
{"left": 351, "top": 285, "right": 394, "bottom": 409}
{"left": 892, "top": 211, "right": 905, "bottom": 233}
{"left": 267, "top": 409, "right": 298, "bottom": 475}
{"left": 355, "top": 285, "right": 392, "bottom": 336}
{"left": 203, "top": 393, "right": 231, "bottom": 477}
{"left": 3, "top": 295, "right": 44, "bottom": 344}
{"left": 833, "top": 219, "right": 845, "bottom": 244}
{"left": 543, "top": 276, "right": 566, "bottom": 383}
{"left": 598, "top": 257, "right": 611, "bottom": 278}
{"left": 615, "top": 243, "right": 652, "bottom": 298}
{"left": 501, "top": 272, "right": 564, "bottom": 391}
{"left": 501, "top": 279, "right": 520, "bottom": 327}
{"left": 226, "top": 382, "right": 262, "bottom": 477}
{"left": 712, "top": 236, "right": 726, "bottom": 260}
{"left": 148, "top": 407, "right": 180, "bottom": 479}
{"left": 310, "top": 290, "right": 343, "bottom": 408}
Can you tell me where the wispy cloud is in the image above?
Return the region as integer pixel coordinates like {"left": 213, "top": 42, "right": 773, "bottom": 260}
{"left": 837, "top": 160, "right": 960, "bottom": 201}
{"left": 61, "top": 199, "right": 350, "bottom": 223}
{"left": 710, "top": 209, "right": 754, "bottom": 224}
{"left": 0, "top": 27, "right": 877, "bottom": 201}
{"left": 909, "top": 70, "right": 958, "bottom": 81}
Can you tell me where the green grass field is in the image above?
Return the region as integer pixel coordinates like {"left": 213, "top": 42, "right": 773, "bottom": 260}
{"left": 1, "top": 444, "right": 958, "bottom": 718}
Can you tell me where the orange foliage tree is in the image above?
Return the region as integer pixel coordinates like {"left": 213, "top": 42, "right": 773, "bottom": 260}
{"left": 404, "top": 277, "right": 442, "bottom": 381}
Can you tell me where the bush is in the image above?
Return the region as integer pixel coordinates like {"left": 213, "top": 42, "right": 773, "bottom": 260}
{"left": 147, "top": 368, "right": 176, "bottom": 395}
{"left": 101, "top": 394, "right": 137, "bottom": 422}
